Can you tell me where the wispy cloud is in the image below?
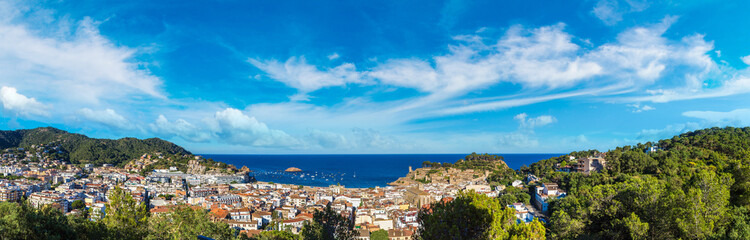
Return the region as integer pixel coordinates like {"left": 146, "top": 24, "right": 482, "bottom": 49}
{"left": 0, "top": 14, "right": 164, "bottom": 104}
{"left": 637, "top": 122, "right": 702, "bottom": 141}
{"left": 497, "top": 113, "right": 556, "bottom": 149}
{"left": 591, "top": 0, "right": 651, "bottom": 26}
{"left": 514, "top": 113, "right": 556, "bottom": 130}
{"left": 78, "top": 108, "right": 135, "bottom": 131}
{"left": 327, "top": 53, "right": 340, "bottom": 60}
{"left": 683, "top": 108, "right": 750, "bottom": 126}
{"left": 0, "top": 0, "right": 165, "bottom": 132}
{"left": 149, "top": 115, "right": 213, "bottom": 143}
{"left": 498, "top": 132, "right": 539, "bottom": 149}
{"left": 628, "top": 103, "right": 655, "bottom": 112}
{"left": 248, "top": 56, "right": 366, "bottom": 99}
{"left": 254, "top": 17, "right": 729, "bottom": 120}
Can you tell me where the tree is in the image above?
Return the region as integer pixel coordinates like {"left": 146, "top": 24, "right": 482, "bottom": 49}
{"left": 415, "top": 194, "right": 491, "bottom": 240}
{"left": 422, "top": 161, "right": 432, "bottom": 168}
{"left": 0, "top": 201, "right": 76, "bottom": 239}
{"left": 68, "top": 214, "right": 110, "bottom": 240}
{"left": 497, "top": 187, "right": 531, "bottom": 206}
{"left": 0, "top": 202, "right": 34, "bottom": 239}
{"left": 102, "top": 186, "right": 150, "bottom": 240}
{"left": 370, "top": 229, "right": 388, "bottom": 240}
{"left": 549, "top": 210, "right": 584, "bottom": 240}
{"left": 714, "top": 206, "right": 750, "bottom": 240}
{"left": 249, "top": 230, "right": 299, "bottom": 240}
{"left": 300, "top": 203, "right": 357, "bottom": 240}
{"left": 675, "top": 170, "right": 731, "bottom": 239}
{"left": 147, "top": 205, "right": 238, "bottom": 240}
{"left": 71, "top": 199, "right": 85, "bottom": 210}
{"left": 415, "top": 191, "right": 545, "bottom": 240}
{"left": 610, "top": 213, "right": 649, "bottom": 240}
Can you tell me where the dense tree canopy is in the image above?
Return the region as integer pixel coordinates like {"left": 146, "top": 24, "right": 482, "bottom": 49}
{"left": 0, "top": 200, "right": 250, "bottom": 240}
{"left": 102, "top": 187, "right": 151, "bottom": 240}
{"left": 148, "top": 205, "right": 240, "bottom": 240}
{"left": 529, "top": 127, "right": 750, "bottom": 239}
{"left": 370, "top": 229, "right": 388, "bottom": 240}
{"left": 300, "top": 203, "right": 358, "bottom": 240}
{"left": 416, "top": 191, "right": 545, "bottom": 240}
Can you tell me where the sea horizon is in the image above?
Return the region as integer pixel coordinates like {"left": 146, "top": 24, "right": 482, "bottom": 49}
{"left": 202, "top": 153, "right": 564, "bottom": 188}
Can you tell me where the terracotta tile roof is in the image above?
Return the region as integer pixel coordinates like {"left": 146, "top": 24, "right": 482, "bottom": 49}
{"left": 210, "top": 208, "right": 230, "bottom": 219}
{"left": 242, "top": 229, "right": 262, "bottom": 237}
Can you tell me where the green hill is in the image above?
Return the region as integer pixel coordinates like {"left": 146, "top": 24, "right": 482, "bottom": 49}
{"left": 525, "top": 126, "right": 750, "bottom": 239}
{"left": 0, "top": 127, "right": 191, "bottom": 166}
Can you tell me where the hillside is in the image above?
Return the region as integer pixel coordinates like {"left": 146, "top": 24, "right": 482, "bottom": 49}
{"left": 525, "top": 127, "right": 750, "bottom": 239}
{"left": 0, "top": 127, "right": 191, "bottom": 166}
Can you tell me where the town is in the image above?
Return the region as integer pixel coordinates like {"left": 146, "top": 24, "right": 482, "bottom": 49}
{"left": 0, "top": 142, "right": 614, "bottom": 239}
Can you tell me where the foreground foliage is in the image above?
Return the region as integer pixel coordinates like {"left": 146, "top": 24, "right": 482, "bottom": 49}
{"left": 300, "top": 203, "right": 358, "bottom": 240}
{"left": 528, "top": 127, "right": 750, "bottom": 239}
{"left": 415, "top": 191, "right": 545, "bottom": 240}
{"left": 0, "top": 189, "right": 248, "bottom": 240}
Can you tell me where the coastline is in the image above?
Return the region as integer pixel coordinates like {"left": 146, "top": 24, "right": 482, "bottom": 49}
{"left": 202, "top": 153, "right": 564, "bottom": 188}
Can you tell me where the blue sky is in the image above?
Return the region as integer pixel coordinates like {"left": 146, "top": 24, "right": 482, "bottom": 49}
{"left": 1, "top": 0, "right": 750, "bottom": 154}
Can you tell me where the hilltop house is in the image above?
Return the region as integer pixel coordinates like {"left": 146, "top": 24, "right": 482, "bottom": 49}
{"left": 572, "top": 153, "right": 607, "bottom": 174}
{"left": 534, "top": 182, "right": 566, "bottom": 212}
{"left": 508, "top": 202, "right": 534, "bottom": 223}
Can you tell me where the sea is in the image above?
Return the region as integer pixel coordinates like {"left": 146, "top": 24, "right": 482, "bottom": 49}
{"left": 202, "top": 154, "right": 562, "bottom": 188}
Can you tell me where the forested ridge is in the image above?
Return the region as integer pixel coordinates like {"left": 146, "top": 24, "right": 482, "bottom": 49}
{"left": 523, "top": 127, "right": 750, "bottom": 239}
{"left": 0, "top": 127, "right": 190, "bottom": 166}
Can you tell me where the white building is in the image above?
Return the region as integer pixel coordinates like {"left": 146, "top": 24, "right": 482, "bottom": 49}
{"left": 30, "top": 191, "right": 70, "bottom": 212}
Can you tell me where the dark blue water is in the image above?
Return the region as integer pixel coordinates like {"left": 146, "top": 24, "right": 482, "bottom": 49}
{"left": 202, "top": 154, "right": 562, "bottom": 188}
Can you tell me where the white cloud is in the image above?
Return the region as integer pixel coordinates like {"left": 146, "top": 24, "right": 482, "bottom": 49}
{"left": 628, "top": 103, "right": 655, "bottom": 112}
{"left": 592, "top": 0, "right": 622, "bottom": 26}
{"left": 498, "top": 132, "right": 539, "bottom": 148}
{"left": 637, "top": 122, "right": 702, "bottom": 140}
{"left": 248, "top": 56, "right": 366, "bottom": 95}
{"left": 496, "top": 113, "right": 557, "bottom": 150}
{"left": 370, "top": 59, "right": 441, "bottom": 92}
{"left": 435, "top": 85, "right": 621, "bottom": 116}
{"left": 587, "top": 16, "right": 716, "bottom": 85}
{"left": 252, "top": 18, "right": 734, "bottom": 119}
{"left": 306, "top": 129, "right": 349, "bottom": 149}
{"left": 514, "top": 113, "right": 557, "bottom": 129}
{"left": 682, "top": 108, "right": 750, "bottom": 126}
{"left": 634, "top": 75, "right": 750, "bottom": 103}
{"left": 0, "top": 86, "right": 49, "bottom": 117}
{"left": 327, "top": 53, "right": 340, "bottom": 60}
{"left": 592, "top": 0, "right": 651, "bottom": 26}
{"left": 208, "top": 108, "right": 301, "bottom": 147}
{"left": 351, "top": 128, "right": 411, "bottom": 150}
{"left": 372, "top": 17, "right": 723, "bottom": 116}
{"left": 0, "top": 86, "right": 48, "bottom": 117}
{"left": 149, "top": 115, "right": 213, "bottom": 142}
{"left": 149, "top": 108, "right": 303, "bottom": 148}
{"left": 78, "top": 108, "right": 134, "bottom": 130}
{"left": 0, "top": 13, "right": 163, "bottom": 105}
{"left": 742, "top": 55, "right": 750, "bottom": 65}
{"left": 573, "top": 134, "right": 588, "bottom": 144}
{"left": 0, "top": 0, "right": 167, "bottom": 135}
{"left": 370, "top": 23, "right": 602, "bottom": 94}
